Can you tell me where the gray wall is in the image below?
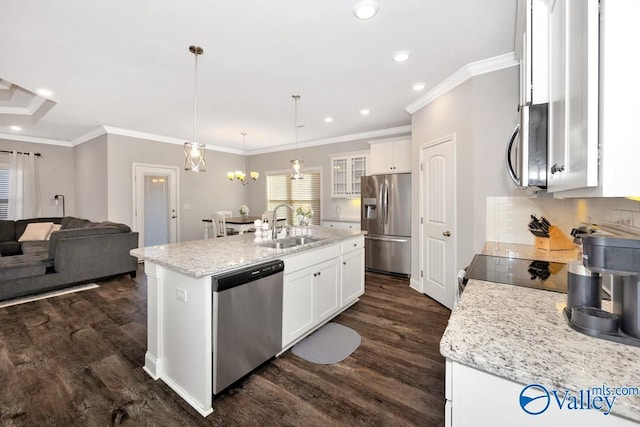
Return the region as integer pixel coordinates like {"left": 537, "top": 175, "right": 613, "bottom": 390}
{"left": 0, "top": 138, "right": 75, "bottom": 217}
{"left": 246, "top": 140, "right": 371, "bottom": 220}
{"left": 75, "top": 134, "right": 108, "bottom": 220}
{"left": 105, "top": 134, "right": 249, "bottom": 242}
{"left": 410, "top": 66, "right": 519, "bottom": 281}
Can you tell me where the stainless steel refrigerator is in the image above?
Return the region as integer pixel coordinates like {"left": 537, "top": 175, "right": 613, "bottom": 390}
{"left": 361, "top": 173, "right": 411, "bottom": 277}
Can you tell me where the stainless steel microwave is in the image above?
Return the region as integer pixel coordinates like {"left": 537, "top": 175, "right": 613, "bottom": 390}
{"left": 505, "top": 102, "right": 548, "bottom": 189}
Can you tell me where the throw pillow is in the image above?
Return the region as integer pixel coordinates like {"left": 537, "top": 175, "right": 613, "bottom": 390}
{"left": 45, "top": 223, "right": 62, "bottom": 240}
{"left": 18, "top": 222, "right": 54, "bottom": 242}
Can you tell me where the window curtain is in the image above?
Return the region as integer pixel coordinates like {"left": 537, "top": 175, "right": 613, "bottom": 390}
{"left": 8, "top": 151, "right": 41, "bottom": 219}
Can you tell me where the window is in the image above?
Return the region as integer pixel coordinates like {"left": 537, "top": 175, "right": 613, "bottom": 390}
{"left": 267, "top": 168, "right": 321, "bottom": 225}
{"left": 0, "top": 165, "right": 8, "bottom": 220}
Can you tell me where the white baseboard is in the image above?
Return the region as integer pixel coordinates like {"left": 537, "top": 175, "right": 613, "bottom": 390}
{"left": 410, "top": 277, "right": 423, "bottom": 293}
{"left": 143, "top": 352, "right": 160, "bottom": 380}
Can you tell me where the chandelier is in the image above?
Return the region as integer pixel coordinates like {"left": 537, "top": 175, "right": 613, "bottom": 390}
{"left": 184, "top": 45, "right": 206, "bottom": 172}
{"left": 227, "top": 132, "right": 259, "bottom": 185}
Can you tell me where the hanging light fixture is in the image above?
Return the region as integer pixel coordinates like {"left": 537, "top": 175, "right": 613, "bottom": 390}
{"left": 227, "top": 132, "right": 259, "bottom": 184}
{"left": 184, "top": 45, "right": 206, "bottom": 172}
{"left": 290, "top": 94, "right": 303, "bottom": 180}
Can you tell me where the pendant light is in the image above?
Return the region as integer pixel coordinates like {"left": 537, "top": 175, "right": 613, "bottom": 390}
{"left": 290, "top": 94, "right": 303, "bottom": 180}
{"left": 184, "top": 45, "right": 206, "bottom": 172}
{"left": 227, "top": 132, "right": 259, "bottom": 184}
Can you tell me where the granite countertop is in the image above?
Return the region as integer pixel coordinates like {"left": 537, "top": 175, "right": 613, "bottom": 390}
{"left": 482, "top": 241, "right": 581, "bottom": 263}
{"left": 440, "top": 279, "right": 640, "bottom": 421}
{"left": 131, "top": 226, "right": 364, "bottom": 278}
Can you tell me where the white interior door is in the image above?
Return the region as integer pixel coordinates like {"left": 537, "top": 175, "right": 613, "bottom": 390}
{"left": 420, "top": 137, "right": 455, "bottom": 309}
{"left": 133, "top": 164, "right": 178, "bottom": 248}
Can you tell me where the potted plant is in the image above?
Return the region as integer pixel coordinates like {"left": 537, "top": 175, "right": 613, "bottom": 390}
{"left": 239, "top": 205, "right": 249, "bottom": 219}
{"left": 296, "top": 204, "right": 313, "bottom": 227}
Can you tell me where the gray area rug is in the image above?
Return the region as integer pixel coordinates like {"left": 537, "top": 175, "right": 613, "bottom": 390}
{"left": 292, "top": 322, "right": 361, "bottom": 364}
{"left": 0, "top": 283, "right": 98, "bottom": 308}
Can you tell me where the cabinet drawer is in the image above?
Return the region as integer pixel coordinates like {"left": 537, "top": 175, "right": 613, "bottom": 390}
{"left": 322, "top": 220, "right": 361, "bottom": 230}
{"left": 341, "top": 236, "right": 364, "bottom": 254}
{"left": 283, "top": 244, "right": 340, "bottom": 274}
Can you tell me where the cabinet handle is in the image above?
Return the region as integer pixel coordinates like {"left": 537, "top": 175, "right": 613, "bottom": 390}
{"left": 343, "top": 261, "right": 347, "bottom": 265}
{"left": 442, "top": 231, "right": 451, "bottom": 237}
{"left": 550, "top": 163, "right": 565, "bottom": 174}
{"left": 313, "top": 272, "right": 317, "bottom": 277}
{"left": 353, "top": 243, "right": 357, "bottom": 246}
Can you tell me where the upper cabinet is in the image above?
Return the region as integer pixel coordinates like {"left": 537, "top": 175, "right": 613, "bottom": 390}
{"left": 330, "top": 152, "right": 368, "bottom": 198}
{"left": 547, "top": 0, "right": 599, "bottom": 192}
{"left": 369, "top": 138, "right": 411, "bottom": 174}
{"left": 546, "top": 0, "right": 640, "bottom": 197}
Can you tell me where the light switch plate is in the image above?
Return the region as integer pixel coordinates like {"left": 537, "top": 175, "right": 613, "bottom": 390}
{"left": 176, "top": 287, "right": 187, "bottom": 302}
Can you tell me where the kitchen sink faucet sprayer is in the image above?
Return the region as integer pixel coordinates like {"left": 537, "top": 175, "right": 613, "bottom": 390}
{"left": 272, "top": 204, "right": 294, "bottom": 239}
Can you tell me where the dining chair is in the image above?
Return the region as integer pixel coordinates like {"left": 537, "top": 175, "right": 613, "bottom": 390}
{"left": 212, "top": 216, "right": 227, "bottom": 238}
{"left": 216, "top": 210, "right": 232, "bottom": 218}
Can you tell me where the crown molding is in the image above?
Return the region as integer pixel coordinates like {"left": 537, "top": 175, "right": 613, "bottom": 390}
{"left": 0, "top": 132, "right": 72, "bottom": 147}
{"left": 71, "top": 126, "right": 108, "bottom": 145}
{"left": 405, "top": 52, "right": 518, "bottom": 114}
{"left": 247, "top": 125, "right": 412, "bottom": 155}
{"left": 103, "top": 126, "right": 245, "bottom": 155}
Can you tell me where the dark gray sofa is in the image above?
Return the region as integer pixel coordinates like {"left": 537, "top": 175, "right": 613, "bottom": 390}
{"left": 0, "top": 216, "right": 139, "bottom": 301}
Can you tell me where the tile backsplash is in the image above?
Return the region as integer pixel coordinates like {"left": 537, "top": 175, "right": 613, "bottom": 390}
{"left": 486, "top": 196, "right": 640, "bottom": 244}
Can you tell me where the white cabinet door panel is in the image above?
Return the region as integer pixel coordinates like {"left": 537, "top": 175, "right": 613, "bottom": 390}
{"left": 282, "top": 268, "right": 314, "bottom": 347}
{"left": 341, "top": 249, "right": 364, "bottom": 305}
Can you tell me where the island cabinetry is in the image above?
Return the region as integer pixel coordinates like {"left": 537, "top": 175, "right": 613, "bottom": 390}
{"left": 340, "top": 236, "right": 365, "bottom": 306}
{"left": 143, "top": 262, "right": 213, "bottom": 417}
{"left": 369, "top": 138, "right": 411, "bottom": 174}
{"left": 282, "top": 245, "right": 340, "bottom": 348}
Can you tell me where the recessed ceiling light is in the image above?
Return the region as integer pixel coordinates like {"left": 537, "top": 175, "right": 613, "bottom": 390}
{"left": 10, "top": 126, "right": 22, "bottom": 131}
{"left": 393, "top": 50, "right": 411, "bottom": 63}
{"left": 360, "top": 109, "right": 370, "bottom": 116}
{"left": 412, "top": 82, "right": 426, "bottom": 91}
{"left": 324, "top": 117, "right": 333, "bottom": 123}
{"left": 353, "top": 0, "right": 379, "bottom": 20}
{"left": 37, "top": 88, "right": 54, "bottom": 97}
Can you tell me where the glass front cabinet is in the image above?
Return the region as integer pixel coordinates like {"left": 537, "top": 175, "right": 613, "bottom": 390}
{"left": 330, "top": 152, "right": 368, "bottom": 198}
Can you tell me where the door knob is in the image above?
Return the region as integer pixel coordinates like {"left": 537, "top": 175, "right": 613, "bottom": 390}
{"left": 171, "top": 215, "right": 177, "bottom": 219}
{"left": 442, "top": 231, "right": 451, "bottom": 237}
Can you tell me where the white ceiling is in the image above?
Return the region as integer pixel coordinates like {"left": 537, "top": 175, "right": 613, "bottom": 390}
{"left": 0, "top": 0, "right": 517, "bottom": 153}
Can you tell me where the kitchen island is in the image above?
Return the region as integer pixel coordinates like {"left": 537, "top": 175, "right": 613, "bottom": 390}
{"left": 441, "top": 275, "right": 640, "bottom": 425}
{"left": 131, "top": 226, "right": 365, "bottom": 416}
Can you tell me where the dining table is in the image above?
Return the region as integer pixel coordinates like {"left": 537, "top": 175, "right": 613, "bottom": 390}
{"left": 202, "top": 216, "right": 285, "bottom": 238}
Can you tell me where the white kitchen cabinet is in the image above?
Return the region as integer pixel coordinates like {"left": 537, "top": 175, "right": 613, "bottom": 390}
{"left": 282, "top": 266, "right": 314, "bottom": 346}
{"left": 282, "top": 236, "right": 365, "bottom": 349}
{"left": 330, "top": 152, "right": 368, "bottom": 198}
{"left": 340, "top": 237, "right": 365, "bottom": 306}
{"left": 282, "top": 245, "right": 341, "bottom": 348}
{"left": 446, "top": 360, "right": 635, "bottom": 427}
{"left": 312, "top": 259, "right": 340, "bottom": 323}
{"left": 321, "top": 220, "right": 360, "bottom": 230}
{"left": 369, "top": 138, "right": 411, "bottom": 174}
{"left": 547, "top": 0, "right": 599, "bottom": 193}
{"left": 553, "top": 0, "right": 640, "bottom": 197}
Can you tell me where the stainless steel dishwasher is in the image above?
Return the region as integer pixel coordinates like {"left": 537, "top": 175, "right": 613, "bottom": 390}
{"left": 211, "top": 259, "right": 284, "bottom": 395}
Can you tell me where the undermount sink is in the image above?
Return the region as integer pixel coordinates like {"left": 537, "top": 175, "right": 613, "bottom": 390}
{"left": 258, "top": 235, "right": 324, "bottom": 249}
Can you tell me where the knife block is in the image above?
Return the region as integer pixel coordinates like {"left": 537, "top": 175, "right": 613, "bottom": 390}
{"left": 534, "top": 226, "right": 576, "bottom": 251}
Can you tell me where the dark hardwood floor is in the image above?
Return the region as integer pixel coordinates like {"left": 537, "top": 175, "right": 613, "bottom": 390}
{"left": 0, "top": 265, "right": 451, "bottom": 426}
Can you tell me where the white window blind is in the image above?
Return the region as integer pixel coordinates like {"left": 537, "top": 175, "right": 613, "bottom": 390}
{"left": 0, "top": 166, "right": 8, "bottom": 220}
{"left": 267, "top": 169, "right": 321, "bottom": 225}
